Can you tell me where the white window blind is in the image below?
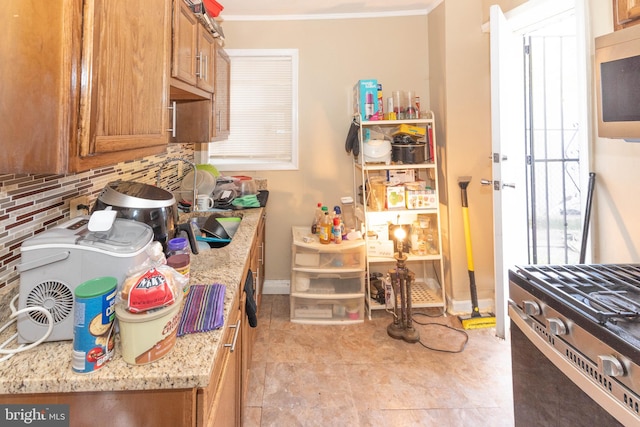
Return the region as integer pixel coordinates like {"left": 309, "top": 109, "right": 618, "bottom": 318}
{"left": 208, "top": 49, "right": 299, "bottom": 171}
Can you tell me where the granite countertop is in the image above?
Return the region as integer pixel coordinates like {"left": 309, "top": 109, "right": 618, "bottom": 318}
{"left": 0, "top": 208, "right": 264, "bottom": 395}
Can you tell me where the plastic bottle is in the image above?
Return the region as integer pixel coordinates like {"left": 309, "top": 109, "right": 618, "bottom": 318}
{"left": 166, "top": 237, "right": 191, "bottom": 294}
{"left": 332, "top": 217, "right": 342, "bottom": 244}
{"left": 311, "top": 202, "right": 323, "bottom": 234}
{"left": 319, "top": 211, "right": 332, "bottom": 244}
{"left": 333, "top": 206, "right": 346, "bottom": 239}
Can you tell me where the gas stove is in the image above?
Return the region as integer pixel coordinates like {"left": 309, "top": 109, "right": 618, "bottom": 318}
{"left": 509, "top": 264, "right": 640, "bottom": 426}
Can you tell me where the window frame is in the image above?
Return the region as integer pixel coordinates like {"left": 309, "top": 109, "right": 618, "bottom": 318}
{"left": 206, "top": 48, "right": 299, "bottom": 171}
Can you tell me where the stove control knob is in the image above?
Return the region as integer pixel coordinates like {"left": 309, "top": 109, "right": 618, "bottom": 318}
{"left": 547, "top": 318, "right": 567, "bottom": 336}
{"left": 598, "top": 355, "right": 625, "bottom": 377}
{"left": 523, "top": 300, "right": 541, "bottom": 316}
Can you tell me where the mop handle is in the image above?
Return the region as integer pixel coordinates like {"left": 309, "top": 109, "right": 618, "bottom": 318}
{"left": 462, "top": 206, "right": 474, "bottom": 272}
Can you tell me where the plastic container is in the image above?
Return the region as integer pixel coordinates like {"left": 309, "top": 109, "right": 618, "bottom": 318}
{"left": 340, "top": 196, "right": 356, "bottom": 232}
{"left": 167, "top": 237, "right": 191, "bottom": 294}
{"left": 115, "top": 293, "right": 183, "bottom": 365}
{"left": 203, "top": 0, "right": 224, "bottom": 17}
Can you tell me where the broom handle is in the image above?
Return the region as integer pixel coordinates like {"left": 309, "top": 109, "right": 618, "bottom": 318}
{"left": 462, "top": 205, "right": 481, "bottom": 316}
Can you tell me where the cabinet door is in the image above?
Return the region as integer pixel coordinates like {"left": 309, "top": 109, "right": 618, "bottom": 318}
{"left": 614, "top": 0, "right": 640, "bottom": 30}
{"left": 172, "top": 0, "right": 198, "bottom": 86}
{"left": 208, "top": 305, "right": 241, "bottom": 427}
{"left": 73, "top": 0, "right": 171, "bottom": 171}
{"left": 197, "top": 28, "right": 216, "bottom": 93}
{"left": 0, "top": 0, "right": 80, "bottom": 174}
{"left": 211, "top": 46, "right": 230, "bottom": 140}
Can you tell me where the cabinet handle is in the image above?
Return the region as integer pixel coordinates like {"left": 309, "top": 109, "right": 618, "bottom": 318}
{"left": 224, "top": 319, "right": 241, "bottom": 352}
{"left": 203, "top": 54, "right": 208, "bottom": 81}
{"left": 196, "top": 52, "right": 203, "bottom": 78}
{"left": 167, "top": 101, "right": 177, "bottom": 138}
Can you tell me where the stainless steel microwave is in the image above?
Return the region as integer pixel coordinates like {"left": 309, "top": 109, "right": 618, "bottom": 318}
{"left": 595, "top": 24, "right": 640, "bottom": 141}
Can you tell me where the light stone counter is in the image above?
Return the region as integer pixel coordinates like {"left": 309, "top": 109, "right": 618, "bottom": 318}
{"left": 0, "top": 208, "right": 264, "bottom": 395}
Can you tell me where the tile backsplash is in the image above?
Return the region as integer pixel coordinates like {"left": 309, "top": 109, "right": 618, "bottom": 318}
{"left": 0, "top": 144, "right": 194, "bottom": 290}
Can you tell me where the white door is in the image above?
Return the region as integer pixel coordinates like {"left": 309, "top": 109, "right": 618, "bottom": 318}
{"left": 489, "top": 5, "right": 529, "bottom": 339}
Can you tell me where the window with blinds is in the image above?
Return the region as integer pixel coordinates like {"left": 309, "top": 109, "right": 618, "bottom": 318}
{"left": 208, "top": 49, "right": 299, "bottom": 171}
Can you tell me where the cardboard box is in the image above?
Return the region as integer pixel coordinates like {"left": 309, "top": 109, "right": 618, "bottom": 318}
{"left": 386, "top": 185, "right": 406, "bottom": 209}
{"left": 367, "top": 240, "right": 394, "bottom": 257}
{"left": 406, "top": 187, "right": 437, "bottom": 209}
{"left": 367, "top": 223, "right": 390, "bottom": 241}
{"left": 394, "top": 124, "right": 426, "bottom": 138}
{"left": 387, "top": 169, "right": 415, "bottom": 184}
{"left": 353, "top": 80, "right": 379, "bottom": 121}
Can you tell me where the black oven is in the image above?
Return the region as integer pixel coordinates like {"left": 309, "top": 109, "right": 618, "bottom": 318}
{"left": 509, "top": 264, "right": 640, "bottom": 426}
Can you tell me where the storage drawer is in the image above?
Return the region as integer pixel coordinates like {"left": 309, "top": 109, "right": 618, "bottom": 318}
{"left": 291, "top": 243, "right": 365, "bottom": 270}
{"left": 291, "top": 270, "right": 364, "bottom": 295}
{"left": 290, "top": 296, "right": 364, "bottom": 324}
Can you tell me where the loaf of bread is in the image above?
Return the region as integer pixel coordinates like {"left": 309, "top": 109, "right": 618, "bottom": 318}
{"left": 121, "top": 267, "right": 177, "bottom": 313}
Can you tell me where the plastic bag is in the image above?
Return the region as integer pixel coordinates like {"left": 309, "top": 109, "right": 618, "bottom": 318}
{"left": 119, "top": 242, "right": 187, "bottom": 313}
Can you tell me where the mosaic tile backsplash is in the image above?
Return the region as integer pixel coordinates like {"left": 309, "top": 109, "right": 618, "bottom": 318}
{"left": 0, "top": 144, "right": 195, "bottom": 289}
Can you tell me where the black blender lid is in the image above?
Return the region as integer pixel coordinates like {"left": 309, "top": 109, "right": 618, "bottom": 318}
{"left": 98, "top": 181, "right": 176, "bottom": 209}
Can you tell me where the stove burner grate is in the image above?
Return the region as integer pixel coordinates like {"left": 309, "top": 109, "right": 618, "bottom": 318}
{"left": 514, "top": 264, "right": 640, "bottom": 324}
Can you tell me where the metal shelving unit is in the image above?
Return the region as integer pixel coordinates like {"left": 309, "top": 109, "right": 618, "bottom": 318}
{"left": 351, "top": 112, "right": 446, "bottom": 319}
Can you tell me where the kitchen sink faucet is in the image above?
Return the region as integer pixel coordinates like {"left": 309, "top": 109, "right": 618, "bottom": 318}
{"left": 156, "top": 157, "right": 197, "bottom": 212}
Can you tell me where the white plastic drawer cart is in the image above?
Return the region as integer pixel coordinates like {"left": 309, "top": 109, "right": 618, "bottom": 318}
{"left": 290, "top": 226, "right": 366, "bottom": 324}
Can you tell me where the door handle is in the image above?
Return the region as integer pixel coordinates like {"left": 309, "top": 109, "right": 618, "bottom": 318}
{"left": 489, "top": 153, "right": 508, "bottom": 162}
{"left": 481, "top": 179, "right": 515, "bottom": 190}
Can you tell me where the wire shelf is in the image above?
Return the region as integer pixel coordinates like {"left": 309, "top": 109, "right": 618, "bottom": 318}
{"left": 368, "top": 281, "right": 444, "bottom": 311}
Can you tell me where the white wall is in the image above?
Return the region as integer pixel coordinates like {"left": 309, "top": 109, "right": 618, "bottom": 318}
{"left": 589, "top": 0, "right": 640, "bottom": 263}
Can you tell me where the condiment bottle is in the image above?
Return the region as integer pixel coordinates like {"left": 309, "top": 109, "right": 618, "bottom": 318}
{"left": 319, "top": 211, "right": 332, "bottom": 244}
{"left": 311, "top": 202, "right": 323, "bottom": 234}
{"left": 166, "top": 237, "right": 191, "bottom": 294}
{"left": 332, "top": 217, "right": 342, "bottom": 244}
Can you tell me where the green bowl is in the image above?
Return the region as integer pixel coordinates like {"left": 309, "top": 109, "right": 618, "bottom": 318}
{"left": 196, "top": 164, "right": 220, "bottom": 177}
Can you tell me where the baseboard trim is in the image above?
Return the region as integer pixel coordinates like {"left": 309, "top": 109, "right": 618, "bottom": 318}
{"left": 263, "top": 279, "right": 290, "bottom": 295}
{"left": 261, "top": 281, "right": 494, "bottom": 314}
{"left": 448, "top": 297, "right": 495, "bottom": 316}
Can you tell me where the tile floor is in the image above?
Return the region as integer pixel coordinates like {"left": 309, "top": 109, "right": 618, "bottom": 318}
{"left": 243, "top": 295, "right": 514, "bottom": 426}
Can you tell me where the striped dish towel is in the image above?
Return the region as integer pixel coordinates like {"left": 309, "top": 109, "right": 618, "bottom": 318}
{"left": 177, "top": 284, "right": 226, "bottom": 337}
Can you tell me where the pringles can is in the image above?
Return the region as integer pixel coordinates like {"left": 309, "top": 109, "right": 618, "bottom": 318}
{"left": 72, "top": 277, "right": 117, "bottom": 374}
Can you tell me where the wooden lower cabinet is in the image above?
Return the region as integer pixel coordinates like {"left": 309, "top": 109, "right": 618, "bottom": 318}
{"left": 0, "top": 389, "right": 197, "bottom": 427}
{"left": 200, "top": 293, "right": 242, "bottom": 427}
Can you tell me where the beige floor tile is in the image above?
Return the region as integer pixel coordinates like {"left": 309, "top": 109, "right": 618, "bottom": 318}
{"left": 244, "top": 295, "right": 514, "bottom": 426}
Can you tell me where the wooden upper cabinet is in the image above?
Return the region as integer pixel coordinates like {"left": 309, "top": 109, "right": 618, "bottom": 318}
{"left": 0, "top": 0, "right": 79, "bottom": 174}
{"left": 72, "top": 0, "right": 171, "bottom": 171}
{"left": 172, "top": 1, "right": 199, "bottom": 87}
{"left": 211, "top": 45, "right": 231, "bottom": 141}
{"left": 171, "top": 0, "right": 215, "bottom": 98}
{"left": 197, "top": 29, "right": 216, "bottom": 93}
{"left": 614, "top": 0, "right": 640, "bottom": 30}
{"left": 0, "top": 0, "right": 171, "bottom": 174}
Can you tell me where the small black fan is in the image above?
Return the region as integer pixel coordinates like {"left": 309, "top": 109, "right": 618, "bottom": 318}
{"left": 24, "top": 280, "right": 74, "bottom": 326}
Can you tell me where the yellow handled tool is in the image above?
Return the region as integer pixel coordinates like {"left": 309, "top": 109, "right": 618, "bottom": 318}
{"left": 457, "top": 176, "right": 496, "bottom": 330}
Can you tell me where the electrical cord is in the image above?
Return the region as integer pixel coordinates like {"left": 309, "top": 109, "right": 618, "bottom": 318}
{"left": 412, "top": 311, "right": 469, "bottom": 353}
{"left": 0, "top": 294, "right": 53, "bottom": 361}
